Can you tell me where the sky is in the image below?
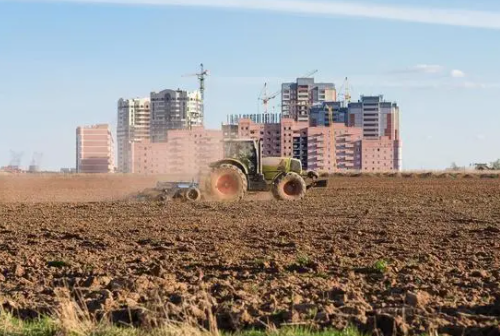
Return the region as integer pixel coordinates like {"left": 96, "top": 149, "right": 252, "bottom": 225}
{"left": 0, "top": 0, "right": 499, "bottom": 171}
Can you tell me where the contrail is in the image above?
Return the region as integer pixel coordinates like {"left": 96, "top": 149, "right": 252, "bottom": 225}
{"left": 5, "top": 0, "right": 500, "bottom": 30}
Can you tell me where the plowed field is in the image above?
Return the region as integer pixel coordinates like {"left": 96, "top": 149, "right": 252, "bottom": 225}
{"left": 1, "top": 175, "right": 500, "bottom": 335}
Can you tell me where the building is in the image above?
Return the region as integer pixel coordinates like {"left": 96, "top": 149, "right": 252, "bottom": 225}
{"left": 281, "top": 78, "right": 336, "bottom": 122}
{"left": 117, "top": 98, "right": 151, "bottom": 173}
{"left": 132, "top": 127, "right": 223, "bottom": 176}
{"left": 348, "top": 95, "right": 400, "bottom": 140}
{"left": 150, "top": 89, "right": 203, "bottom": 142}
{"left": 304, "top": 126, "right": 337, "bottom": 173}
{"left": 310, "top": 102, "right": 349, "bottom": 127}
{"left": 76, "top": 124, "right": 114, "bottom": 173}
{"left": 236, "top": 118, "right": 338, "bottom": 172}
{"left": 334, "top": 124, "right": 363, "bottom": 171}
{"left": 230, "top": 117, "right": 403, "bottom": 172}
{"left": 361, "top": 137, "right": 401, "bottom": 171}
{"left": 238, "top": 119, "right": 283, "bottom": 157}
{"left": 227, "top": 113, "right": 281, "bottom": 125}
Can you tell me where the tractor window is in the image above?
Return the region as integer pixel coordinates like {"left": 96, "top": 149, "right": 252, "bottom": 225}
{"left": 224, "top": 141, "right": 258, "bottom": 174}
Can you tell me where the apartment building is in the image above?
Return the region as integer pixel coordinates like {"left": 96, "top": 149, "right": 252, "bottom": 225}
{"left": 117, "top": 98, "right": 150, "bottom": 173}
{"left": 236, "top": 118, "right": 337, "bottom": 172}
{"left": 150, "top": 89, "right": 203, "bottom": 142}
{"left": 76, "top": 124, "right": 114, "bottom": 173}
{"left": 281, "top": 78, "right": 336, "bottom": 122}
{"left": 348, "top": 95, "right": 400, "bottom": 140}
{"left": 361, "top": 137, "right": 401, "bottom": 171}
{"left": 132, "top": 127, "right": 223, "bottom": 176}
{"left": 334, "top": 124, "right": 363, "bottom": 171}
{"left": 310, "top": 102, "right": 349, "bottom": 126}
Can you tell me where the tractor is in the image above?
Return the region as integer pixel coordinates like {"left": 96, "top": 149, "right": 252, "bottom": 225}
{"left": 205, "top": 139, "right": 327, "bottom": 201}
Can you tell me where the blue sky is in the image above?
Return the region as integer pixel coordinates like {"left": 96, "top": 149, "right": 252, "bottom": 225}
{"left": 1, "top": 0, "right": 499, "bottom": 170}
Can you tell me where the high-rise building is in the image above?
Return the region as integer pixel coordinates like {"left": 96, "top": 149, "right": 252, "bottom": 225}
{"left": 150, "top": 89, "right": 203, "bottom": 142}
{"left": 76, "top": 124, "right": 114, "bottom": 173}
{"left": 281, "top": 78, "right": 336, "bottom": 122}
{"left": 348, "top": 95, "right": 400, "bottom": 140}
{"left": 310, "top": 102, "right": 349, "bottom": 127}
{"left": 117, "top": 98, "right": 150, "bottom": 173}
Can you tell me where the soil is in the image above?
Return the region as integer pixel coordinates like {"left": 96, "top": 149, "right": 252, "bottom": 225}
{"left": 1, "top": 175, "right": 500, "bottom": 335}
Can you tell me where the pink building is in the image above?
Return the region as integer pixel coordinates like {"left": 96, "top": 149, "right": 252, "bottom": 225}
{"left": 333, "top": 124, "right": 363, "bottom": 171}
{"left": 233, "top": 118, "right": 402, "bottom": 172}
{"left": 132, "top": 127, "right": 223, "bottom": 176}
{"left": 305, "top": 126, "right": 336, "bottom": 173}
{"left": 236, "top": 118, "right": 338, "bottom": 172}
{"left": 76, "top": 124, "right": 114, "bottom": 173}
{"left": 361, "top": 136, "right": 399, "bottom": 171}
{"left": 238, "top": 119, "right": 282, "bottom": 157}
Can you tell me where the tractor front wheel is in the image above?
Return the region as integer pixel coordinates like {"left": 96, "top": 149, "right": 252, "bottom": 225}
{"left": 272, "top": 172, "right": 307, "bottom": 201}
{"left": 208, "top": 164, "right": 247, "bottom": 201}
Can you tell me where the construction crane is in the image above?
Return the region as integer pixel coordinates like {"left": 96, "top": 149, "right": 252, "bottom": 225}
{"left": 182, "top": 63, "right": 210, "bottom": 100}
{"left": 300, "top": 69, "right": 318, "bottom": 78}
{"left": 8, "top": 151, "right": 24, "bottom": 172}
{"left": 338, "top": 77, "right": 352, "bottom": 107}
{"left": 260, "top": 69, "right": 319, "bottom": 115}
{"left": 182, "top": 63, "right": 209, "bottom": 129}
{"left": 258, "top": 83, "right": 281, "bottom": 114}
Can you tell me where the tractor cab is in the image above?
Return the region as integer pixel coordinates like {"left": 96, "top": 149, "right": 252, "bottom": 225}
{"left": 223, "top": 139, "right": 262, "bottom": 175}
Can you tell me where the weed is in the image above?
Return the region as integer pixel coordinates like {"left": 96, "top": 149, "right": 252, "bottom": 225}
{"left": 306, "top": 307, "right": 318, "bottom": 320}
{"left": 296, "top": 254, "right": 311, "bottom": 267}
{"left": 372, "top": 260, "right": 388, "bottom": 273}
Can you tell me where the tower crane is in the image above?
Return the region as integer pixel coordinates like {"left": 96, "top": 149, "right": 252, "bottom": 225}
{"left": 182, "top": 63, "right": 210, "bottom": 101}
{"left": 300, "top": 69, "right": 318, "bottom": 78}
{"left": 258, "top": 69, "right": 319, "bottom": 114}
{"left": 258, "top": 83, "right": 281, "bottom": 114}
{"left": 338, "top": 77, "right": 352, "bottom": 107}
{"left": 182, "top": 63, "right": 210, "bottom": 129}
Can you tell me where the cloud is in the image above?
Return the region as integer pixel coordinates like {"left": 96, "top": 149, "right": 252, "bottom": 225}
{"left": 7, "top": 0, "right": 500, "bottom": 30}
{"left": 391, "top": 64, "right": 444, "bottom": 75}
{"left": 413, "top": 65, "right": 444, "bottom": 74}
{"left": 391, "top": 65, "right": 471, "bottom": 80}
{"left": 476, "top": 134, "right": 486, "bottom": 140}
{"left": 450, "top": 69, "right": 466, "bottom": 78}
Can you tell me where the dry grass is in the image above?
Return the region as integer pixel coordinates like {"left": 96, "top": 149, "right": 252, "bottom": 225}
{"left": 0, "top": 290, "right": 368, "bottom": 336}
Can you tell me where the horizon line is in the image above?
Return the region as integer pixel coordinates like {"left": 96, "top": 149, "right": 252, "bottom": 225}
{"left": 4, "top": 0, "right": 500, "bottom": 30}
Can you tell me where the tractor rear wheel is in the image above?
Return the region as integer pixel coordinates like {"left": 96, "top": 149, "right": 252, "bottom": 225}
{"left": 208, "top": 164, "right": 247, "bottom": 201}
{"left": 272, "top": 172, "right": 307, "bottom": 201}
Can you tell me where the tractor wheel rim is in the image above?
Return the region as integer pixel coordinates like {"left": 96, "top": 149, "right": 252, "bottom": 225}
{"left": 284, "top": 181, "right": 301, "bottom": 196}
{"left": 216, "top": 175, "right": 238, "bottom": 195}
{"left": 187, "top": 190, "right": 198, "bottom": 200}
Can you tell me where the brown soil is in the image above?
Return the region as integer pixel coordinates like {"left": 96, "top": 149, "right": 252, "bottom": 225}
{"left": 1, "top": 176, "right": 500, "bottom": 335}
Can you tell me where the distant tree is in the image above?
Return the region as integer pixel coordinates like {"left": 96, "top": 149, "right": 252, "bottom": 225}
{"left": 491, "top": 159, "right": 500, "bottom": 170}
{"left": 450, "top": 162, "right": 460, "bottom": 171}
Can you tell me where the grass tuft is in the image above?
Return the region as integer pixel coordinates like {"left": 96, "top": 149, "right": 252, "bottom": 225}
{"left": 372, "top": 260, "right": 389, "bottom": 273}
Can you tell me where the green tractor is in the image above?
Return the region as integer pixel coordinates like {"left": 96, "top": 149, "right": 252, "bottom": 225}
{"left": 205, "top": 139, "right": 327, "bottom": 201}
